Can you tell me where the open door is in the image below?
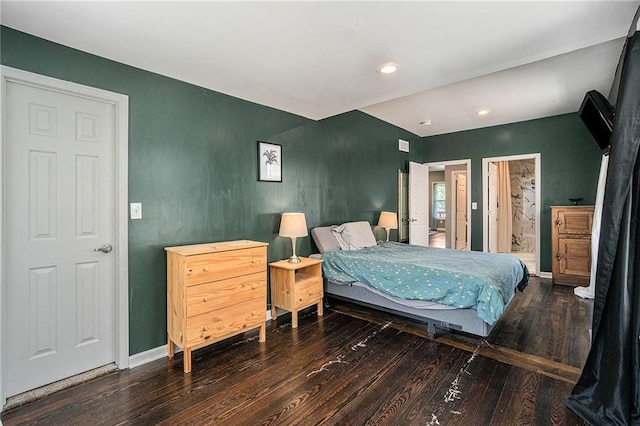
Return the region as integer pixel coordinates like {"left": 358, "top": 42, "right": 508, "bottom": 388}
{"left": 488, "top": 162, "right": 498, "bottom": 252}
{"left": 455, "top": 172, "right": 467, "bottom": 250}
{"left": 409, "top": 161, "right": 429, "bottom": 246}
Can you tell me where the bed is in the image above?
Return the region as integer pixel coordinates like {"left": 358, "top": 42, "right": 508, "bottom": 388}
{"left": 311, "top": 221, "right": 530, "bottom": 338}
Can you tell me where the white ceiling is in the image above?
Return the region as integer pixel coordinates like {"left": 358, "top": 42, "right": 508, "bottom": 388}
{"left": 2, "top": 1, "right": 638, "bottom": 137}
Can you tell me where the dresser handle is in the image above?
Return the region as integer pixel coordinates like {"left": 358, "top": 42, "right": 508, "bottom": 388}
{"left": 202, "top": 326, "right": 210, "bottom": 331}
{"left": 203, "top": 266, "right": 210, "bottom": 272}
{"left": 252, "top": 285, "right": 257, "bottom": 290}
{"left": 251, "top": 311, "right": 257, "bottom": 316}
{"left": 251, "top": 259, "right": 257, "bottom": 264}
{"left": 308, "top": 291, "right": 313, "bottom": 296}
{"left": 556, "top": 219, "right": 563, "bottom": 227}
{"left": 556, "top": 253, "right": 564, "bottom": 260}
{"left": 203, "top": 296, "right": 210, "bottom": 302}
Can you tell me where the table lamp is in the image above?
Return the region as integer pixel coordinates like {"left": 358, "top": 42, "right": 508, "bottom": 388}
{"left": 279, "top": 212, "right": 308, "bottom": 263}
{"left": 378, "top": 211, "right": 398, "bottom": 242}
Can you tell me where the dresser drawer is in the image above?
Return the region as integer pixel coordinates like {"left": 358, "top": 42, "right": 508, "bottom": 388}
{"left": 185, "top": 297, "right": 266, "bottom": 346}
{"left": 185, "top": 247, "right": 266, "bottom": 286}
{"left": 295, "top": 277, "right": 323, "bottom": 309}
{"left": 186, "top": 273, "right": 266, "bottom": 317}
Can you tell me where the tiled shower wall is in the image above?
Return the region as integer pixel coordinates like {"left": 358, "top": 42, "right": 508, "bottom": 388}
{"left": 510, "top": 159, "right": 536, "bottom": 253}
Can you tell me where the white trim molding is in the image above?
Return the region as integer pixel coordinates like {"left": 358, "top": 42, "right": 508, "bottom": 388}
{"left": 129, "top": 346, "right": 171, "bottom": 370}
{"left": 0, "top": 66, "right": 129, "bottom": 407}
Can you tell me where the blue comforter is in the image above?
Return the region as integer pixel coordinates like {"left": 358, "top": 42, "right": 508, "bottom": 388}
{"left": 322, "top": 242, "right": 529, "bottom": 325}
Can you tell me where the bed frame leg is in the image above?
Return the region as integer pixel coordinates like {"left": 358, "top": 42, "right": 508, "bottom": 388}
{"left": 426, "top": 322, "right": 436, "bottom": 340}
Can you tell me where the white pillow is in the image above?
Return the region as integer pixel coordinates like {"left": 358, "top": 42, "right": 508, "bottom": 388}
{"left": 331, "top": 221, "right": 377, "bottom": 250}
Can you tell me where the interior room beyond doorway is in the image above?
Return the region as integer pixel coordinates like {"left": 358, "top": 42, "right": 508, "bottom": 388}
{"left": 426, "top": 161, "right": 470, "bottom": 250}
{"left": 483, "top": 154, "right": 541, "bottom": 276}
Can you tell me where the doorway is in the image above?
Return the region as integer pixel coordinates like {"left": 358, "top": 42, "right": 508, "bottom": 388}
{"left": 424, "top": 160, "right": 471, "bottom": 250}
{"left": 1, "top": 67, "right": 130, "bottom": 405}
{"left": 429, "top": 180, "right": 446, "bottom": 248}
{"left": 482, "top": 154, "right": 541, "bottom": 275}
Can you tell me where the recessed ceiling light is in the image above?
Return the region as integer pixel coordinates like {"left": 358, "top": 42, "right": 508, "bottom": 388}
{"left": 477, "top": 109, "right": 490, "bottom": 116}
{"left": 377, "top": 62, "right": 399, "bottom": 74}
{"left": 419, "top": 120, "right": 432, "bottom": 126}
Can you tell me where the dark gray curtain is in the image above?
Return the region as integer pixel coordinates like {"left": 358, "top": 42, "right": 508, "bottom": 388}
{"left": 566, "top": 30, "right": 640, "bottom": 425}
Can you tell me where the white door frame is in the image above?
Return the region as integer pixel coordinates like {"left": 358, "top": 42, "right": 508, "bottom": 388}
{"left": 424, "top": 159, "right": 471, "bottom": 250}
{"left": 482, "top": 153, "right": 541, "bottom": 275}
{"left": 0, "top": 66, "right": 129, "bottom": 406}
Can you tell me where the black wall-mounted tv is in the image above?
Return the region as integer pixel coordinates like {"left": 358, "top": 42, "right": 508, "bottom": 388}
{"left": 579, "top": 90, "right": 615, "bottom": 153}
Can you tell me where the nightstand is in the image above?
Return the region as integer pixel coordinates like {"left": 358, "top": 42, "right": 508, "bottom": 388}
{"left": 269, "top": 257, "right": 323, "bottom": 328}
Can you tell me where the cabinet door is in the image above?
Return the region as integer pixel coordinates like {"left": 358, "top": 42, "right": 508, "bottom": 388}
{"left": 557, "top": 210, "right": 593, "bottom": 235}
{"left": 557, "top": 238, "right": 591, "bottom": 278}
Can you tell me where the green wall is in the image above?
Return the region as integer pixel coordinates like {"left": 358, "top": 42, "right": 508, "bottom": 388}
{"left": 417, "top": 114, "right": 603, "bottom": 271}
{"left": 1, "top": 27, "right": 417, "bottom": 354}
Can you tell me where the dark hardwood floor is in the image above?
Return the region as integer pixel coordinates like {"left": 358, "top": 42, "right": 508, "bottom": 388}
{"left": 2, "top": 277, "right": 590, "bottom": 425}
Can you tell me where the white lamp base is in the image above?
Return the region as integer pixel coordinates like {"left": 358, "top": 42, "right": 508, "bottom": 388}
{"left": 288, "top": 236, "right": 301, "bottom": 263}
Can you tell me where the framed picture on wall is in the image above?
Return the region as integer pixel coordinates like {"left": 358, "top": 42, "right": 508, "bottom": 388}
{"left": 257, "top": 141, "right": 282, "bottom": 182}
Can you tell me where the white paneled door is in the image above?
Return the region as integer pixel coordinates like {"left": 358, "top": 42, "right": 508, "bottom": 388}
{"left": 5, "top": 79, "right": 116, "bottom": 397}
{"left": 455, "top": 172, "right": 467, "bottom": 250}
{"left": 409, "top": 161, "right": 429, "bottom": 246}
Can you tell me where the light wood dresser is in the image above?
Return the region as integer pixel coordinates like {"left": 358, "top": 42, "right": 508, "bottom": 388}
{"left": 269, "top": 257, "right": 323, "bottom": 328}
{"left": 551, "top": 206, "right": 594, "bottom": 286}
{"left": 165, "top": 240, "right": 268, "bottom": 373}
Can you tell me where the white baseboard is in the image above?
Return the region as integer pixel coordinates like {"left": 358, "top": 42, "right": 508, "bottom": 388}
{"left": 538, "top": 271, "right": 552, "bottom": 279}
{"left": 128, "top": 345, "right": 170, "bottom": 369}
{"left": 128, "top": 309, "right": 273, "bottom": 369}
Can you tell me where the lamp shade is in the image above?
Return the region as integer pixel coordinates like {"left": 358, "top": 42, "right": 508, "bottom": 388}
{"left": 279, "top": 213, "right": 308, "bottom": 238}
{"left": 378, "top": 211, "right": 398, "bottom": 229}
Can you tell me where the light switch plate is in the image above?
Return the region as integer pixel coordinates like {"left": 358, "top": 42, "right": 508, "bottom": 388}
{"left": 471, "top": 202, "right": 478, "bottom": 210}
{"left": 130, "top": 202, "right": 142, "bottom": 219}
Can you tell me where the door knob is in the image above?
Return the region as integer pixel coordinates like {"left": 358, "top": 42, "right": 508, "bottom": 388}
{"left": 94, "top": 243, "right": 113, "bottom": 253}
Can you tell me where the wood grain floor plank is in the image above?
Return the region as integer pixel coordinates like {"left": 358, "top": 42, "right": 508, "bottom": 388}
{"left": 150, "top": 312, "right": 372, "bottom": 425}
{"left": 236, "top": 327, "right": 417, "bottom": 425}
{"left": 320, "top": 338, "right": 451, "bottom": 425}
{"left": 213, "top": 323, "right": 403, "bottom": 424}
